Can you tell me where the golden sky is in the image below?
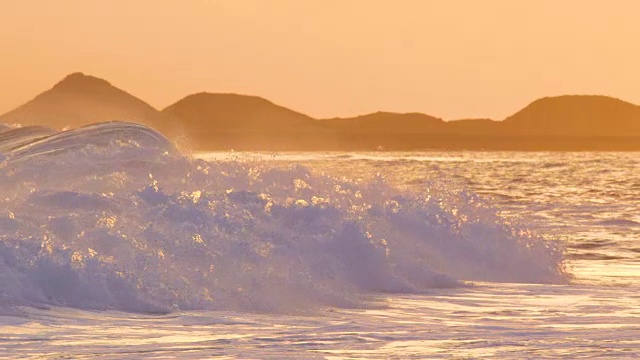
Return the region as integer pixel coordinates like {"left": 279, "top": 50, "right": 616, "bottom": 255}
{"left": 1, "top": 0, "right": 639, "bottom": 120}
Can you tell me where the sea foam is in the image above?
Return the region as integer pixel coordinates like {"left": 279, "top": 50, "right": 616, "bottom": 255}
{"left": 0, "top": 122, "right": 568, "bottom": 313}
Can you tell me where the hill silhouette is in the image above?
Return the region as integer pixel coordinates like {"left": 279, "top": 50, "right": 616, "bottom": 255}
{"left": 316, "top": 112, "right": 450, "bottom": 150}
{"left": 1, "top": 73, "right": 639, "bottom": 150}
{"left": 323, "top": 112, "right": 445, "bottom": 133}
{"left": 500, "top": 95, "right": 640, "bottom": 137}
{"left": 162, "top": 93, "right": 342, "bottom": 150}
{"left": 0, "top": 73, "right": 176, "bottom": 135}
{"left": 164, "top": 92, "right": 313, "bottom": 129}
{"left": 163, "top": 93, "right": 640, "bottom": 151}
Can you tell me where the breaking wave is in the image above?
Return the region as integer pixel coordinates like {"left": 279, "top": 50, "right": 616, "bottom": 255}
{"left": 0, "top": 122, "right": 568, "bottom": 313}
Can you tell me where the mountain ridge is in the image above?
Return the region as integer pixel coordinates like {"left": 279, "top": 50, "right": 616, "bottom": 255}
{"left": 1, "top": 73, "right": 639, "bottom": 150}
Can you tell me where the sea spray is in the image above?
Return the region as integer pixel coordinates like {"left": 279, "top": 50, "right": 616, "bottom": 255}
{"left": 0, "top": 122, "right": 568, "bottom": 313}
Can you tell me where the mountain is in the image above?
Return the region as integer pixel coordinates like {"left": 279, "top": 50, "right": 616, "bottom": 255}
{"left": 163, "top": 93, "right": 640, "bottom": 150}
{"left": 500, "top": 95, "right": 640, "bottom": 137}
{"left": 322, "top": 112, "right": 445, "bottom": 133}
{"left": 163, "top": 96, "right": 453, "bottom": 150}
{"left": 0, "top": 73, "right": 175, "bottom": 135}
{"left": 163, "top": 92, "right": 314, "bottom": 131}
{"left": 315, "top": 112, "right": 448, "bottom": 150}
{"left": 2, "top": 73, "right": 639, "bottom": 150}
{"left": 162, "top": 93, "right": 341, "bottom": 150}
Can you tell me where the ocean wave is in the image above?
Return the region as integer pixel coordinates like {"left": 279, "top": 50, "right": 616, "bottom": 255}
{"left": 0, "top": 125, "right": 56, "bottom": 153}
{"left": 0, "top": 122, "right": 568, "bottom": 314}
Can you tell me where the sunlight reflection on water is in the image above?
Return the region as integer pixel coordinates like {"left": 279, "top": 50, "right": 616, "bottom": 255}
{"left": 2, "top": 151, "right": 639, "bottom": 358}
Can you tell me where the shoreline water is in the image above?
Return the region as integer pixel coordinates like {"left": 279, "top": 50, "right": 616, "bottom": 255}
{"left": 1, "top": 145, "right": 638, "bottom": 358}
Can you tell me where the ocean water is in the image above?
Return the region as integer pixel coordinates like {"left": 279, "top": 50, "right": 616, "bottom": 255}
{"left": 0, "top": 123, "right": 638, "bottom": 358}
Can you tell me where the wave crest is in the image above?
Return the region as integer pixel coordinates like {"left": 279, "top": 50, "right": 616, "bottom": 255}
{"left": 0, "top": 122, "right": 568, "bottom": 313}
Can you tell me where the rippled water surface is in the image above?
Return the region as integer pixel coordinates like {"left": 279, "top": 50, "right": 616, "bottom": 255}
{"left": 2, "top": 147, "right": 639, "bottom": 359}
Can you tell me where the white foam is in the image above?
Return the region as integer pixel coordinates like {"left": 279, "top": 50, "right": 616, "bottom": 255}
{"left": 0, "top": 122, "right": 568, "bottom": 313}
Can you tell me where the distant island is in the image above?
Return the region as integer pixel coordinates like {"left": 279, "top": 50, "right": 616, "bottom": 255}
{"left": 1, "top": 72, "right": 639, "bottom": 151}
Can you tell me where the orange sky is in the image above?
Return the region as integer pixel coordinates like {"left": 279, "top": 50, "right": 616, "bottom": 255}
{"left": 1, "top": 1, "right": 639, "bottom": 120}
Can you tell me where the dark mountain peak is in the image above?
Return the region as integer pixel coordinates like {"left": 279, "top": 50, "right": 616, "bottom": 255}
{"left": 52, "top": 72, "right": 113, "bottom": 93}
{"left": 0, "top": 73, "right": 179, "bottom": 135}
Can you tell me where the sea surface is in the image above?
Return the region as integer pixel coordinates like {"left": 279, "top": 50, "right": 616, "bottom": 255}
{"left": 0, "top": 123, "right": 638, "bottom": 358}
